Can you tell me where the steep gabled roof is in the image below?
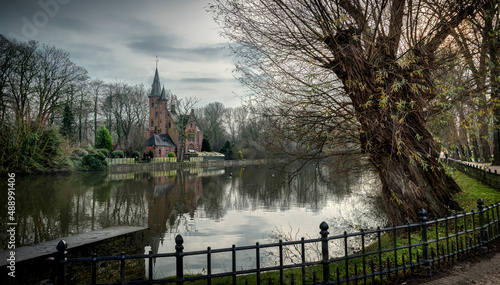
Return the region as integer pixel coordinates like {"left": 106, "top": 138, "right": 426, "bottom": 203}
{"left": 145, "top": 134, "right": 176, "bottom": 147}
{"left": 150, "top": 67, "right": 161, "bottom": 97}
{"left": 176, "top": 109, "right": 203, "bottom": 132}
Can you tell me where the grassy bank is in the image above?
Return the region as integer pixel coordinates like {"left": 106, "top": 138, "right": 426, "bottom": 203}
{"left": 449, "top": 170, "right": 500, "bottom": 211}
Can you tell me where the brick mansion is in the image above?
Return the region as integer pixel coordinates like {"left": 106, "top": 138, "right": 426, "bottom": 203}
{"left": 144, "top": 66, "right": 203, "bottom": 158}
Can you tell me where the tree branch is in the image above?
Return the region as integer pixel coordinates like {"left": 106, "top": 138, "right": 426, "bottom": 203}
{"left": 422, "top": 3, "right": 478, "bottom": 55}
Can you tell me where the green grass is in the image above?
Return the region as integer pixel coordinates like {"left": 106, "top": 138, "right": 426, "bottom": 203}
{"left": 449, "top": 170, "right": 500, "bottom": 211}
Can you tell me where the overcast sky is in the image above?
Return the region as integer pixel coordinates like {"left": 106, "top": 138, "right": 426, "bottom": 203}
{"left": 0, "top": 0, "right": 247, "bottom": 107}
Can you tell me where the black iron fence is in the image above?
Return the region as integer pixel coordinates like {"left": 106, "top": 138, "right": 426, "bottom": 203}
{"left": 446, "top": 158, "right": 500, "bottom": 190}
{"left": 45, "top": 199, "right": 500, "bottom": 285}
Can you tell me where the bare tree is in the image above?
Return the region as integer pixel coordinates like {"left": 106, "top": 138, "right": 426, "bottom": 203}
{"left": 202, "top": 102, "right": 228, "bottom": 151}
{"left": 224, "top": 107, "right": 237, "bottom": 143}
{"left": 102, "top": 81, "right": 148, "bottom": 152}
{"left": 0, "top": 35, "right": 15, "bottom": 126}
{"left": 448, "top": 3, "right": 499, "bottom": 162}
{"left": 101, "top": 83, "right": 115, "bottom": 137}
{"left": 171, "top": 95, "right": 201, "bottom": 161}
{"left": 32, "top": 44, "right": 88, "bottom": 127}
{"left": 5, "top": 40, "right": 38, "bottom": 131}
{"left": 212, "top": 0, "right": 481, "bottom": 224}
{"left": 88, "top": 79, "right": 105, "bottom": 145}
{"left": 233, "top": 106, "right": 248, "bottom": 142}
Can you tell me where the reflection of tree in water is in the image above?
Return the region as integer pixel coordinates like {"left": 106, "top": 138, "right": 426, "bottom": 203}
{"left": 1, "top": 172, "right": 150, "bottom": 249}
{"left": 198, "top": 175, "right": 228, "bottom": 220}
{"left": 256, "top": 159, "right": 387, "bottom": 266}
{"left": 196, "top": 158, "right": 384, "bottom": 217}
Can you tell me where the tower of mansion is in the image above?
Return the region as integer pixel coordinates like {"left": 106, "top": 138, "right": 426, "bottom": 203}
{"left": 144, "top": 66, "right": 203, "bottom": 159}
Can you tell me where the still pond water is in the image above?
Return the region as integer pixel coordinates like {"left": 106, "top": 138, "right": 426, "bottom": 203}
{"left": 1, "top": 160, "right": 387, "bottom": 278}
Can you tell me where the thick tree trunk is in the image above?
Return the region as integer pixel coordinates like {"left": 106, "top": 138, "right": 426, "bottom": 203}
{"left": 364, "top": 117, "right": 462, "bottom": 224}
{"left": 327, "top": 43, "right": 463, "bottom": 224}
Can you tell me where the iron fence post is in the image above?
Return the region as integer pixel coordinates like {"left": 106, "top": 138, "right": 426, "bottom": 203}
{"left": 175, "top": 234, "right": 184, "bottom": 285}
{"left": 320, "top": 221, "right": 330, "bottom": 283}
{"left": 477, "top": 199, "right": 489, "bottom": 253}
{"left": 55, "top": 240, "right": 68, "bottom": 285}
{"left": 418, "top": 209, "right": 431, "bottom": 277}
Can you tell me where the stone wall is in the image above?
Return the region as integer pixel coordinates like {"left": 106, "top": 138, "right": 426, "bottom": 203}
{"left": 1, "top": 228, "right": 148, "bottom": 285}
{"left": 63, "top": 229, "right": 148, "bottom": 284}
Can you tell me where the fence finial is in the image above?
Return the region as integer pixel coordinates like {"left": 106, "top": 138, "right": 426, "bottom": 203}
{"left": 418, "top": 209, "right": 428, "bottom": 223}
{"left": 477, "top": 199, "right": 484, "bottom": 210}
{"left": 55, "top": 240, "right": 68, "bottom": 285}
{"left": 175, "top": 234, "right": 184, "bottom": 252}
{"left": 319, "top": 221, "right": 329, "bottom": 233}
{"left": 56, "top": 240, "right": 68, "bottom": 253}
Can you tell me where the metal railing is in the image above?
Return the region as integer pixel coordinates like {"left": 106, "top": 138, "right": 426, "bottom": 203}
{"left": 46, "top": 199, "right": 499, "bottom": 285}
{"left": 446, "top": 158, "right": 500, "bottom": 190}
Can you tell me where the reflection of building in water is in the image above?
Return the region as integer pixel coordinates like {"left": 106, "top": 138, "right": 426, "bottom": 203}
{"left": 190, "top": 167, "right": 225, "bottom": 177}
{"left": 146, "top": 170, "right": 204, "bottom": 254}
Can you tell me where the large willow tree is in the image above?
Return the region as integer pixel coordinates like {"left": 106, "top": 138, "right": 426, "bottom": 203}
{"left": 212, "top": 0, "right": 481, "bottom": 224}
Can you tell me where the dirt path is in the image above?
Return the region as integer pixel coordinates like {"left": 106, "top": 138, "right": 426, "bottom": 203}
{"left": 402, "top": 245, "right": 500, "bottom": 285}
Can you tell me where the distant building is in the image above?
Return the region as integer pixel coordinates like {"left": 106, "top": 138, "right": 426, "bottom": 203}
{"left": 144, "top": 66, "right": 203, "bottom": 159}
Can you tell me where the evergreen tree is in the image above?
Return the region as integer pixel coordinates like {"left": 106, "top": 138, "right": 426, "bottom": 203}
{"left": 201, "top": 138, "right": 212, "bottom": 152}
{"left": 60, "top": 102, "right": 75, "bottom": 140}
{"left": 95, "top": 125, "right": 113, "bottom": 152}
{"left": 219, "top": 141, "right": 234, "bottom": 160}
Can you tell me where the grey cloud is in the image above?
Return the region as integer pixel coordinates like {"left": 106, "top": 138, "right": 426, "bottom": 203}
{"left": 179, "top": 77, "right": 232, "bottom": 84}
{"left": 127, "top": 37, "right": 229, "bottom": 62}
{"left": 51, "top": 17, "right": 95, "bottom": 34}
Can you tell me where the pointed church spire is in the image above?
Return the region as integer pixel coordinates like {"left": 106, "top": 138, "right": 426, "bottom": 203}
{"left": 150, "top": 61, "right": 161, "bottom": 97}
{"left": 150, "top": 68, "right": 161, "bottom": 96}
{"left": 160, "top": 85, "right": 167, "bottom": 100}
